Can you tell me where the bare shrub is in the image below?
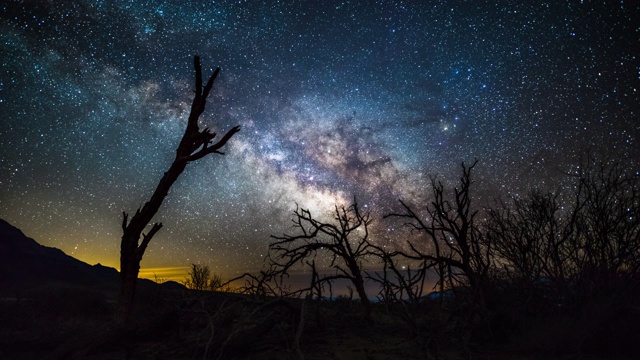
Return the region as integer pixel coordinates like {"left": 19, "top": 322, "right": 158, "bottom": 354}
{"left": 183, "top": 264, "right": 225, "bottom": 292}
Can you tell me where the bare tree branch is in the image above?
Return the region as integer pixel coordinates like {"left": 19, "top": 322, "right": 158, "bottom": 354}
{"left": 118, "top": 56, "right": 240, "bottom": 326}
{"left": 268, "top": 198, "right": 375, "bottom": 319}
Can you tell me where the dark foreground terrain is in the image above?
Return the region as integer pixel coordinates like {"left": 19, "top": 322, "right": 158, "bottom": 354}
{"left": 1, "top": 283, "right": 639, "bottom": 360}
{"left": 1, "top": 219, "right": 639, "bottom": 359}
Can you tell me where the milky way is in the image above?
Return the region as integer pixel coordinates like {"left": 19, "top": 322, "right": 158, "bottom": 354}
{"left": 1, "top": 1, "right": 638, "bottom": 279}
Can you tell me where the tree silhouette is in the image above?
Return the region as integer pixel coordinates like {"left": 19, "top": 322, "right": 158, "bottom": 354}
{"left": 386, "top": 160, "right": 490, "bottom": 305}
{"left": 183, "top": 263, "right": 223, "bottom": 291}
{"left": 485, "top": 190, "right": 571, "bottom": 311}
{"left": 269, "top": 199, "right": 375, "bottom": 319}
{"left": 118, "top": 56, "right": 240, "bottom": 325}
{"left": 486, "top": 154, "right": 640, "bottom": 309}
{"left": 569, "top": 155, "right": 640, "bottom": 299}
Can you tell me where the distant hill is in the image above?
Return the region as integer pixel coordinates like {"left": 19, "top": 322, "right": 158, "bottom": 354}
{"left": 0, "top": 219, "right": 182, "bottom": 297}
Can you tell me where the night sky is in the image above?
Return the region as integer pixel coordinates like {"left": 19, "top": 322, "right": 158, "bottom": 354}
{"left": 1, "top": 1, "right": 638, "bottom": 281}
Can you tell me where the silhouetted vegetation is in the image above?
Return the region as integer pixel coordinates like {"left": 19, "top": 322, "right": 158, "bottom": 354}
{"left": 385, "top": 160, "right": 490, "bottom": 305}
{"left": 183, "top": 263, "right": 225, "bottom": 291}
{"left": 118, "top": 56, "right": 240, "bottom": 326}
{"left": 253, "top": 155, "right": 640, "bottom": 358}
{"left": 478, "top": 154, "right": 640, "bottom": 357}
{"left": 3, "top": 153, "right": 638, "bottom": 359}
{"left": 269, "top": 199, "right": 376, "bottom": 319}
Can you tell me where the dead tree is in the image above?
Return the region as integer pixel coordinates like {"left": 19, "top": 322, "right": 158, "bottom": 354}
{"left": 485, "top": 154, "right": 640, "bottom": 310}
{"left": 118, "top": 56, "right": 240, "bottom": 325}
{"left": 366, "top": 247, "right": 430, "bottom": 304}
{"left": 484, "top": 191, "right": 571, "bottom": 310}
{"left": 567, "top": 154, "right": 640, "bottom": 301}
{"left": 386, "top": 160, "right": 490, "bottom": 306}
{"left": 269, "top": 199, "right": 375, "bottom": 319}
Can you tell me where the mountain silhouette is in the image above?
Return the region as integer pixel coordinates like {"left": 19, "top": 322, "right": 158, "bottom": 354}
{"left": 0, "top": 219, "right": 181, "bottom": 297}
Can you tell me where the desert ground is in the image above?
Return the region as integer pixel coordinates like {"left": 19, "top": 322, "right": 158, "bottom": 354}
{"left": 2, "top": 280, "right": 638, "bottom": 360}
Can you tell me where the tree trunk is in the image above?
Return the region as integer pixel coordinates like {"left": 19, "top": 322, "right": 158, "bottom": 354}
{"left": 354, "top": 275, "right": 371, "bottom": 319}
{"left": 116, "top": 56, "right": 240, "bottom": 327}
{"left": 349, "top": 263, "right": 371, "bottom": 319}
{"left": 118, "top": 240, "right": 140, "bottom": 325}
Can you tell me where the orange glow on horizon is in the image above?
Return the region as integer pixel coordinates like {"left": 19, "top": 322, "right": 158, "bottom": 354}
{"left": 138, "top": 266, "right": 190, "bottom": 283}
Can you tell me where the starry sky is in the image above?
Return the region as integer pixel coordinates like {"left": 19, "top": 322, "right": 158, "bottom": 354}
{"left": 1, "top": 1, "right": 638, "bottom": 281}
